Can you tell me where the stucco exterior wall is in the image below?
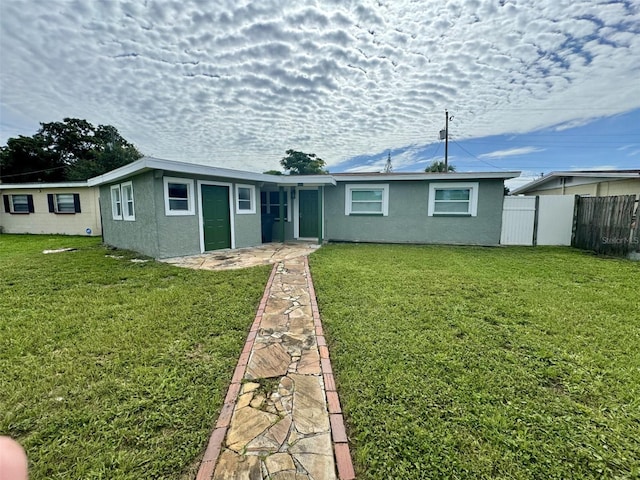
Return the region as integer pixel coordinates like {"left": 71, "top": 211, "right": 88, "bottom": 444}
{"left": 100, "top": 171, "right": 160, "bottom": 258}
{"left": 100, "top": 171, "right": 263, "bottom": 258}
{"left": 528, "top": 178, "right": 640, "bottom": 197}
{"left": 0, "top": 186, "right": 101, "bottom": 235}
{"left": 324, "top": 179, "right": 505, "bottom": 245}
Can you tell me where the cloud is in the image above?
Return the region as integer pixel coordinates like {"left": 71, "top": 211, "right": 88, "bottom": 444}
{"left": 479, "top": 147, "right": 546, "bottom": 159}
{"left": 1, "top": 0, "right": 639, "bottom": 172}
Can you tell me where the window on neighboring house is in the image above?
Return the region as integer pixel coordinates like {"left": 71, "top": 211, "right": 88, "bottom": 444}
{"left": 121, "top": 182, "right": 135, "bottom": 221}
{"left": 111, "top": 185, "right": 122, "bottom": 220}
{"left": 428, "top": 182, "right": 479, "bottom": 216}
{"left": 261, "top": 190, "right": 289, "bottom": 220}
{"left": 2, "top": 194, "right": 34, "bottom": 214}
{"left": 236, "top": 184, "right": 256, "bottom": 214}
{"left": 47, "top": 193, "right": 80, "bottom": 213}
{"left": 164, "top": 177, "right": 195, "bottom": 215}
{"left": 345, "top": 184, "right": 389, "bottom": 216}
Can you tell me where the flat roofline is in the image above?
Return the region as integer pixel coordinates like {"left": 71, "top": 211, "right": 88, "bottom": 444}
{"left": 333, "top": 171, "right": 521, "bottom": 181}
{"left": 511, "top": 170, "right": 640, "bottom": 194}
{"left": 88, "top": 157, "right": 336, "bottom": 186}
{"left": 0, "top": 181, "right": 89, "bottom": 189}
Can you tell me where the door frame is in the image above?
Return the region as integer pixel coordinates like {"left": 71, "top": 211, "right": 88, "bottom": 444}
{"left": 293, "top": 186, "right": 324, "bottom": 240}
{"left": 197, "top": 180, "right": 235, "bottom": 252}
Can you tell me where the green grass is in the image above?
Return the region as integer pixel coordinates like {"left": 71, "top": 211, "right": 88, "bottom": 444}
{"left": 0, "top": 234, "right": 270, "bottom": 479}
{"left": 310, "top": 244, "right": 640, "bottom": 480}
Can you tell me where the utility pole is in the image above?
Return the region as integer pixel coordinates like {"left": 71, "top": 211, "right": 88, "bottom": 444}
{"left": 439, "top": 110, "right": 451, "bottom": 171}
{"left": 444, "top": 110, "right": 449, "bottom": 171}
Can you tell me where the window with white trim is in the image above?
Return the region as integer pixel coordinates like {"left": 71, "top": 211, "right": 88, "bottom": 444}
{"left": 3, "top": 194, "right": 34, "bottom": 214}
{"left": 236, "top": 184, "right": 256, "bottom": 214}
{"left": 121, "top": 181, "right": 135, "bottom": 221}
{"left": 111, "top": 185, "right": 122, "bottom": 220}
{"left": 164, "top": 177, "right": 195, "bottom": 215}
{"left": 345, "top": 184, "right": 389, "bottom": 216}
{"left": 428, "top": 182, "right": 479, "bottom": 216}
{"left": 48, "top": 193, "right": 80, "bottom": 213}
{"left": 55, "top": 194, "right": 76, "bottom": 213}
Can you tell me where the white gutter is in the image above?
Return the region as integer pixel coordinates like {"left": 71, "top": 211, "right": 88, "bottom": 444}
{"left": 333, "top": 171, "right": 521, "bottom": 181}
{"left": 0, "top": 181, "right": 89, "bottom": 189}
{"left": 87, "top": 157, "right": 336, "bottom": 186}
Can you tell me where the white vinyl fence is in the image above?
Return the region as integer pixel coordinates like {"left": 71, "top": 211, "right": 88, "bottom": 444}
{"left": 501, "top": 195, "right": 575, "bottom": 246}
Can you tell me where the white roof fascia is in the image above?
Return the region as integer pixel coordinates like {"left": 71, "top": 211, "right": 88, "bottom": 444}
{"left": 88, "top": 157, "right": 336, "bottom": 186}
{"left": 275, "top": 175, "right": 336, "bottom": 186}
{"left": 511, "top": 171, "right": 640, "bottom": 195}
{"left": 0, "top": 181, "right": 89, "bottom": 189}
{"left": 333, "top": 171, "right": 520, "bottom": 182}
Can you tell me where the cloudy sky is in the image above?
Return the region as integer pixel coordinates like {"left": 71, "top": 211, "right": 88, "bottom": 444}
{"left": 1, "top": 0, "right": 639, "bottom": 188}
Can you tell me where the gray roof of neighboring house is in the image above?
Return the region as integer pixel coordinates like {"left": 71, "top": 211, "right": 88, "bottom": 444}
{"left": 87, "top": 156, "right": 519, "bottom": 187}
{"left": 511, "top": 170, "right": 640, "bottom": 195}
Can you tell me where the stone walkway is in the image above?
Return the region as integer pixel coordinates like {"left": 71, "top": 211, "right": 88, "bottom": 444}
{"left": 196, "top": 257, "right": 355, "bottom": 480}
{"left": 161, "top": 243, "right": 320, "bottom": 271}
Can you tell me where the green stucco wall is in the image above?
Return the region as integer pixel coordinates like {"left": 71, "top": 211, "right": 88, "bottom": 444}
{"left": 100, "top": 171, "right": 160, "bottom": 258}
{"left": 324, "top": 179, "right": 505, "bottom": 245}
{"left": 100, "top": 171, "right": 262, "bottom": 258}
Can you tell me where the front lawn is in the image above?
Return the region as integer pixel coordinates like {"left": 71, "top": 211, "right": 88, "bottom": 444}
{"left": 0, "top": 235, "right": 270, "bottom": 479}
{"left": 310, "top": 244, "right": 640, "bottom": 479}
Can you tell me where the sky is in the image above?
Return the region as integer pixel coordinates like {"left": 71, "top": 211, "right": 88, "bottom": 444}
{"left": 1, "top": 0, "right": 639, "bottom": 189}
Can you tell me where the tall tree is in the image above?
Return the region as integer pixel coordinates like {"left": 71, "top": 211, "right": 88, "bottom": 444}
{"left": 425, "top": 160, "right": 456, "bottom": 172}
{"left": 0, "top": 118, "right": 142, "bottom": 182}
{"left": 280, "top": 150, "right": 328, "bottom": 175}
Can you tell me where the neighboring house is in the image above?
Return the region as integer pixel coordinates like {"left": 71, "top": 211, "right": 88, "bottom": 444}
{"left": 511, "top": 170, "right": 640, "bottom": 197}
{"left": 87, "top": 156, "right": 519, "bottom": 258}
{"left": 0, "top": 182, "right": 101, "bottom": 236}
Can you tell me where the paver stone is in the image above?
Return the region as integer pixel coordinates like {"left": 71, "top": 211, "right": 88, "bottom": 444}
{"left": 291, "top": 374, "right": 329, "bottom": 434}
{"left": 213, "top": 450, "right": 261, "bottom": 480}
{"left": 227, "top": 406, "right": 279, "bottom": 452}
{"left": 246, "top": 343, "right": 291, "bottom": 379}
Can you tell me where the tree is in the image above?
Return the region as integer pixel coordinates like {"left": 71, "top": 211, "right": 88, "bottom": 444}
{"left": 263, "top": 169, "right": 283, "bottom": 175}
{"left": 425, "top": 160, "right": 456, "bottom": 172}
{"left": 280, "top": 150, "right": 328, "bottom": 175}
{"left": 0, "top": 118, "right": 142, "bottom": 182}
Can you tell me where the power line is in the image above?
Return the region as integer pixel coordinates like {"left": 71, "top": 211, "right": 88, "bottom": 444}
{"left": 0, "top": 164, "right": 68, "bottom": 179}
{"left": 451, "top": 140, "right": 507, "bottom": 170}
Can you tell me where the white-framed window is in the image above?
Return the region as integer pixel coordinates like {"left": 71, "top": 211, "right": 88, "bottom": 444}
{"left": 164, "top": 177, "right": 195, "bottom": 216}
{"left": 345, "top": 184, "right": 389, "bottom": 216}
{"left": 111, "top": 185, "right": 122, "bottom": 220}
{"left": 3, "top": 194, "right": 34, "bottom": 214}
{"left": 48, "top": 193, "right": 79, "bottom": 213}
{"left": 121, "top": 181, "right": 135, "bottom": 221}
{"left": 235, "top": 184, "right": 256, "bottom": 214}
{"left": 428, "top": 182, "right": 479, "bottom": 216}
{"left": 56, "top": 194, "right": 76, "bottom": 213}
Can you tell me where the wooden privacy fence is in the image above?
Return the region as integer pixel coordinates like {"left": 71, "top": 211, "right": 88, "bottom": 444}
{"left": 572, "top": 195, "right": 640, "bottom": 257}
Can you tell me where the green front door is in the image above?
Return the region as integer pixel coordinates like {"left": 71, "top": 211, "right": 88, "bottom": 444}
{"left": 299, "top": 189, "right": 319, "bottom": 238}
{"left": 201, "top": 185, "right": 231, "bottom": 251}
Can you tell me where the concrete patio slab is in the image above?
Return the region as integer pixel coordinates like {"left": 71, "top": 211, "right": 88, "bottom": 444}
{"left": 160, "top": 243, "right": 320, "bottom": 271}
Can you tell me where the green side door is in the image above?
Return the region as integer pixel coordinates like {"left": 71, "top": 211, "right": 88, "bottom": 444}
{"left": 201, "top": 185, "right": 231, "bottom": 251}
{"left": 298, "top": 189, "right": 319, "bottom": 238}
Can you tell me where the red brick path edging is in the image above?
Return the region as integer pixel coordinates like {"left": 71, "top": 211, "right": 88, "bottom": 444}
{"left": 305, "top": 256, "right": 356, "bottom": 480}
{"left": 195, "top": 264, "right": 278, "bottom": 480}
{"left": 195, "top": 259, "right": 356, "bottom": 480}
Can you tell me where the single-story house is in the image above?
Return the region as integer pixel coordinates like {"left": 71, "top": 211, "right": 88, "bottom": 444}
{"left": 0, "top": 182, "right": 101, "bottom": 236}
{"left": 511, "top": 170, "right": 640, "bottom": 197}
{"left": 87, "top": 156, "right": 519, "bottom": 258}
